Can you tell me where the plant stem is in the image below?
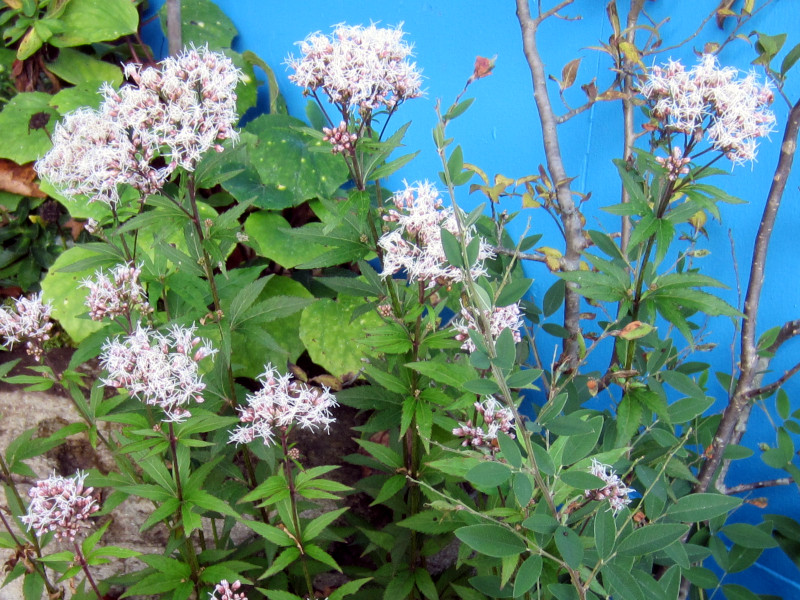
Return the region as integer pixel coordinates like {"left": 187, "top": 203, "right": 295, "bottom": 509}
{"left": 167, "top": 422, "right": 201, "bottom": 593}
{"left": 73, "top": 540, "right": 103, "bottom": 600}
{"left": 281, "top": 431, "right": 315, "bottom": 600}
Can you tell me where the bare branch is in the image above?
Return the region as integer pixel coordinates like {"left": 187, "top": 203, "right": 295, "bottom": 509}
{"left": 725, "top": 477, "right": 794, "bottom": 495}
{"left": 745, "top": 361, "right": 800, "bottom": 400}
{"left": 166, "top": 0, "right": 182, "bottom": 56}
{"left": 766, "top": 319, "right": 800, "bottom": 353}
{"left": 491, "top": 245, "right": 548, "bottom": 263}
{"left": 516, "top": 0, "right": 587, "bottom": 368}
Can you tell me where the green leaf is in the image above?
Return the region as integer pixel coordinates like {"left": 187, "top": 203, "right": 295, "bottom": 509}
{"left": 601, "top": 564, "right": 643, "bottom": 600}
{"left": 328, "top": 578, "right": 372, "bottom": 600}
{"left": 554, "top": 526, "right": 583, "bottom": 569}
{"left": 667, "top": 395, "right": 714, "bottom": 423}
{"left": 440, "top": 228, "right": 465, "bottom": 269}
{"left": 354, "top": 438, "right": 403, "bottom": 470}
{"left": 721, "top": 523, "right": 778, "bottom": 549}
{"left": 498, "top": 432, "right": 522, "bottom": 469}
{"left": 780, "top": 42, "right": 800, "bottom": 76}
{"left": 506, "top": 368, "right": 542, "bottom": 389}
{"left": 299, "top": 296, "right": 382, "bottom": 378}
{"left": 455, "top": 524, "right": 526, "bottom": 558}
{"left": 165, "top": 0, "right": 237, "bottom": 49}
{"left": 615, "top": 394, "right": 642, "bottom": 446}
{"left": 50, "top": 0, "right": 138, "bottom": 47}
{"left": 0, "top": 92, "right": 58, "bottom": 164}
{"left": 304, "top": 543, "right": 341, "bottom": 572}
{"left": 466, "top": 462, "right": 512, "bottom": 488}
{"left": 722, "top": 584, "right": 761, "bottom": 600}
{"left": 405, "top": 358, "right": 476, "bottom": 390}
{"left": 237, "top": 115, "right": 349, "bottom": 207}
{"left": 666, "top": 494, "right": 742, "bottom": 522}
{"left": 594, "top": 508, "right": 616, "bottom": 559}
{"left": 45, "top": 48, "right": 122, "bottom": 86}
{"left": 616, "top": 524, "right": 688, "bottom": 556}
{"left": 513, "top": 554, "right": 542, "bottom": 597}
{"left": 560, "top": 470, "right": 605, "bottom": 491}
{"left": 370, "top": 474, "right": 406, "bottom": 507}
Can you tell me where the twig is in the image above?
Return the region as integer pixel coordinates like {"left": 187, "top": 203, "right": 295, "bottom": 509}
{"left": 491, "top": 244, "right": 547, "bottom": 263}
{"left": 745, "top": 361, "right": 800, "bottom": 400}
{"left": 725, "top": 477, "right": 794, "bottom": 495}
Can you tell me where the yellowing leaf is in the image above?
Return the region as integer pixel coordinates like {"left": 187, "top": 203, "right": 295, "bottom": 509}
{"left": 618, "top": 321, "right": 655, "bottom": 340}
{"left": 618, "top": 41, "right": 645, "bottom": 71}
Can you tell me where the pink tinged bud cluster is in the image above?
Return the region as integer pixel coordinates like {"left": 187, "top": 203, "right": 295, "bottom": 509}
{"left": 100, "top": 323, "right": 216, "bottom": 423}
{"left": 655, "top": 146, "right": 692, "bottom": 181}
{"left": 21, "top": 471, "right": 100, "bottom": 542}
{"left": 453, "top": 397, "right": 515, "bottom": 448}
{"left": 210, "top": 580, "right": 247, "bottom": 600}
{"left": 585, "top": 459, "right": 633, "bottom": 515}
{"left": 287, "top": 23, "right": 423, "bottom": 113}
{"left": 378, "top": 182, "right": 494, "bottom": 288}
{"left": 36, "top": 45, "right": 244, "bottom": 207}
{"left": 81, "top": 262, "right": 152, "bottom": 321}
{"left": 0, "top": 292, "right": 53, "bottom": 361}
{"left": 453, "top": 302, "right": 523, "bottom": 353}
{"left": 322, "top": 121, "right": 358, "bottom": 154}
{"left": 642, "top": 54, "right": 775, "bottom": 166}
{"left": 229, "top": 364, "right": 338, "bottom": 447}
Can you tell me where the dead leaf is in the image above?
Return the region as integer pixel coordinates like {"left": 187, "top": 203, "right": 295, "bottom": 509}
{"left": 561, "top": 58, "right": 582, "bottom": 91}
{"left": 0, "top": 159, "right": 47, "bottom": 198}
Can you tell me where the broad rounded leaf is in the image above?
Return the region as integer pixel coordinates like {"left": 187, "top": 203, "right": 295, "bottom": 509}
{"left": 241, "top": 114, "right": 349, "bottom": 206}
{"left": 161, "top": 0, "right": 237, "bottom": 49}
{"left": 244, "top": 212, "right": 330, "bottom": 269}
{"left": 455, "top": 524, "right": 525, "bottom": 558}
{"left": 299, "top": 296, "right": 381, "bottom": 378}
{"left": 45, "top": 49, "right": 123, "bottom": 86}
{"left": 0, "top": 93, "right": 58, "bottom": 164}
{"left": 50, "top": 0, "right": 138, "bottom": 47}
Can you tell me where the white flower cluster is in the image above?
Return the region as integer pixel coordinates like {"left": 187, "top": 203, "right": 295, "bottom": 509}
{"left": 378, "top": 182, "right": 494, "bottom": 288}
{"left": 81, "top": 262, "right": 151, "bottom": 321}
{"left": 21, "top": 471, "right": 99, "bottom": 542}
{"left": 0, "top": 292, "right": 53, "bottom": 361}
{"left": 100, "top": 323, "right": 216, "bottom": 423}
{"left": 642, "top": 54, "right": 775, "bottom": 166}
{"left": 287, "top": 23, "right": 422, "bottom": 114}
{"left": 229, "top": 364, "right": 338, "bottom": 447}
{"left": 585, "top": 459, "right": 634, "bottom": 515}
{"left": 209, "top": 580, "right": 247, "bottom": 600}
{"left": 452, "top": 397, "right": 515, "bottom": 448}
{"left": 453, "top": 302, "right": 523, "bottom": 353}
{"left": 36, "top": 45, "right": 243, "bottom": 207}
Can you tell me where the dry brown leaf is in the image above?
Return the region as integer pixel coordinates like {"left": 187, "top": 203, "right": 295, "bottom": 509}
{"left": 0, "top": 158, "right": 46, "bottom": 198}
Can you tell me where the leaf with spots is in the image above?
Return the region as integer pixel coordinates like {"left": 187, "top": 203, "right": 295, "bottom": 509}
{"left": 240, "top": 114, "right": 349, "bottom": 207}
{"left": 159, "top": 0, "right": 237, "bottom": 50}
{"left": 299, "top": 296, "right": 382, "bottom": 378}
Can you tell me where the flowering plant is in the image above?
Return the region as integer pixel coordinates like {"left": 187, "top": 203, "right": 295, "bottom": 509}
{"left": 0, "top": 2, "right": 799, "bottom": 600}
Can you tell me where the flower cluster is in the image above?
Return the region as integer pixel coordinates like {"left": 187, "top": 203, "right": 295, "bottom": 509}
{"left": 322, "top": 121, "right": 358, "bottom": 154}
{"left": 21, "top": 471, "right": 99, "bottom": 542}
{"left": 36, "top": 45, "right": 243, "bottom": 207}
{"left": 453, "top": 302, "right": 523, "bottom": 353}
{"left": 82, "top": 262, "right": 151, "bottom": 321}
{"left": 0, "top": 292, "right": 53, "bottom": 361}
{"left": 378, "top": 182, "right": 493, "bottom": 288}
{"left": 655, "top": 146, "right": 692, "bottom": 181}
{"left": 229, "top": 364, "right": 338, "bottom": 447}
{"left": 100, "top": 323, "right": 216, "bottom": 422}
{"left": 642, "top": 54, "right": 775, "bottom": 166}
{"left": 287, "top": 23, "right": 423, "bottom": 114}
{"left": 209, "top": 580, "right": 247, "bottom": 600}
{"left": 585, "top": 459, "right": 634, "bottom": 514}
{"left": 452, "top": 397, "right": 514, "bottom": 448}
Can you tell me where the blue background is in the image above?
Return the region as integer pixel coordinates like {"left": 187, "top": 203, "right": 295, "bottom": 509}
{"left": 143, "top": 1, "right": 800, "bottom": 594}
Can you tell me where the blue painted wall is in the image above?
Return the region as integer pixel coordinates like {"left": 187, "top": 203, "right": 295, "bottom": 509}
{"left": 143, "top": 1, "right": 800, "bottom": 593}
